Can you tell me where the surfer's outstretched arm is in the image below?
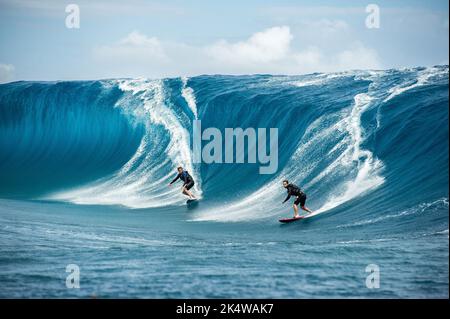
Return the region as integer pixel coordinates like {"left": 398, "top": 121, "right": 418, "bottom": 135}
{"left": 169, "top": 174, "right": 181, "bottom": 185}
{"left": 282, "top": 194, "right": 291, "bottom": 204}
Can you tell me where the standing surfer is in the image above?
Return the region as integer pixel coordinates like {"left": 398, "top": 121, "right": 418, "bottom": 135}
{"left": 282, "top": 180, "right": 313, "bottom": 218}
{"left": 168, "top": 166, "right": 197, "bottom": 200}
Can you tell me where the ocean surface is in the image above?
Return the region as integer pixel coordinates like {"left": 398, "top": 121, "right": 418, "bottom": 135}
{"left": 0, "top": 66, "right": 448, "bottom": 298}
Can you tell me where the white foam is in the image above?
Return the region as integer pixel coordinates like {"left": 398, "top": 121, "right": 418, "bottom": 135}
{"left": 384, "top": 66, "right": 448, "bottom": 102}
{"left": 336, "top": 238, "right": 394, "bottom": 245}
{"left": 291, "top": 70, "right": 365, "bottom": 88}
{"left": 48, "top": 79, "right": 201, "bottom": 208}
{"left": 181, "top": 77, "right": 198, "bottom": 119}
{"left": 193, "top": 76, "right": 386, "bottom": 222}
{"left": 307, "top": 93, "right": 385, "bottom": 217}
{"left": 292, "top": 77, "right": 327, "bottom": 87}
{"left": 336, "top": 198, "right": 449, "bottom": 228}
{"left": 191, "top": 117, "right": 339, "bottom": 221}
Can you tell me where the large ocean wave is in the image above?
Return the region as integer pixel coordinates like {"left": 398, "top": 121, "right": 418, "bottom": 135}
{"left": 0, "top": 66, "right": 448, "bottom": 223}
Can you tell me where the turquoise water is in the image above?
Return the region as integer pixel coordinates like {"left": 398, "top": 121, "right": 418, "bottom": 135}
{"left": 0, "top": 66, "right": 448, "bottom": 297}
{"left": 0, "top": 198, "right": 447, "bottom": 298}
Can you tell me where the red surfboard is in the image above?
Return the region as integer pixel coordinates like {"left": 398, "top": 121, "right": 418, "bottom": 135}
{"left": 279, "top": 216, "right": 306, "bottom": 223}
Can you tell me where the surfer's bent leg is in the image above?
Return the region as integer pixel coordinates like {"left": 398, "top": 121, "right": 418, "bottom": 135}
{"left": 299, "top": 194, "right": 313, "bottom": 214}
{"left": 183, "top": 181, "right": 196, "bottom": 199}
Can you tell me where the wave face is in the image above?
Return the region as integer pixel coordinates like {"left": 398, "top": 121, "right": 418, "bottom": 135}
{"left": 0, "top": 66, "right": 448, "bottom": 220}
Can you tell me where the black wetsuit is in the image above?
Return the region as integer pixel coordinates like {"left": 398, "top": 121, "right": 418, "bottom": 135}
{"left": 170, "top": 170, "right": 195, "bottom": 190}
{"left": 283, "top": 183, "right": 307, "bottom": 206}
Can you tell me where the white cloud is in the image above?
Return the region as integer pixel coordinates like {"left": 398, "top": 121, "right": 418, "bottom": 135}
{"left": 91, "top": 26, "right": 382, "bottom": 78}
{"left": 292, "top": 47, "right": 324, "bottom": 71}
{"left": 336, "top": 43, "right": 381, "bottom": 70}
{"left": 117, "top": 31, "right": 165, "bottom": 55}
{"left": 292, "top": 43, "right": 381, "bottom": 74}
{"left": 0, "top": 64, "right": 15, "bottom": 83}
{"left": 206, "top": 26, "right": 293, "bottom": 65}
{"left": 93, "top": 31, "right": 169, "bottom": 77}
{"left": 202, "top": 26, "right": 380, "bottom": 74}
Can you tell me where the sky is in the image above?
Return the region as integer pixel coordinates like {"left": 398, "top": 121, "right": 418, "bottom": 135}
{"left": 0, "top": 0, "right": 448, "bottom": 82}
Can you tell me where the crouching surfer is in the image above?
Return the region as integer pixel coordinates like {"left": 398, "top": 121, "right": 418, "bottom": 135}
{"left": 168, "top": 166, "right": 197, "bottom": 200}
{"left": 282, "top": 180, "right": 313, "bottom": 218}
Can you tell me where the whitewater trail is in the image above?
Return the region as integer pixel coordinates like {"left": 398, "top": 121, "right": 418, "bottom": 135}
{"left": 193, "top": 71, "right": 390, "bottom": 222}
{"left": 49, "top": 78, "right": 202, "bottom": 208}
{"left": 305, "top": 92, "right": 384, "bottom": 217}
{"left": 181, "top": 76, "right": 198, "bottom": 119}
{"left": 199, "top": 66, "right": 447, "bottom": 222}
{"left": 334, "top": 198, "right": 449, "bottom": 229}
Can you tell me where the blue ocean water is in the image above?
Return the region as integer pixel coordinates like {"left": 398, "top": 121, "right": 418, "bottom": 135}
{"left": 0, "top": 66, "right": 448, "bottom": 298}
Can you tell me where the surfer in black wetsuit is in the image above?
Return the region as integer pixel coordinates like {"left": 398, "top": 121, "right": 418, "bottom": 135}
{"left": 168, "top": 166, "right": 197, "bottom": 200}
{"left": 282, "top": 180, "right": 313, "bottom": 218}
